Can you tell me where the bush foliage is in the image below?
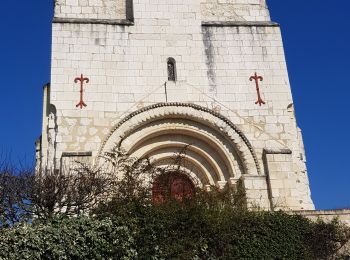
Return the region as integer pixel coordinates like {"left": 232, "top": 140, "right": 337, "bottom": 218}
{"left": 0, "top": 149, "right": 349, "bottom": 259}
{"left": 0, "top": 206, "right": 349, "bottom": 259}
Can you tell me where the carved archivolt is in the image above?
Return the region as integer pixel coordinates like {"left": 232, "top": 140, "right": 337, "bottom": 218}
{"left": 99, "top": 103, "right": 261, "bottom": 186}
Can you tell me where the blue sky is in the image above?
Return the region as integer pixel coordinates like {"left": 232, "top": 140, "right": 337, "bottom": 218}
{"left": 0, "top": 1, "right": 349, "bottom": 210}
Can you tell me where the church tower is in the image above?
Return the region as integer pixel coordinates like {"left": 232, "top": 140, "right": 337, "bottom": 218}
{"left": 37, "top": 0, "right": 314, "bottom": 210}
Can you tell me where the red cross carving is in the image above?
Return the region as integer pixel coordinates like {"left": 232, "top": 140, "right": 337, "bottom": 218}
{"left": 74, "top": 74, "right": 89, "bottom": 109}
{"left": 250, "top": 72, "right": 266, "bottom": 106}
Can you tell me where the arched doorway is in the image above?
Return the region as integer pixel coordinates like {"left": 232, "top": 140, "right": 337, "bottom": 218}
{"left": 152, "top": 172, "right": 195, "bottom": 203}
{"left": 99, "top": 103, "right": 261, "bottom": 190}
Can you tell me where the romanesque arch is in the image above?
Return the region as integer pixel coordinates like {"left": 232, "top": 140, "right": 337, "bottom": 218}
{"left": 99, "top": 103, "right": 261, "bottom": 188}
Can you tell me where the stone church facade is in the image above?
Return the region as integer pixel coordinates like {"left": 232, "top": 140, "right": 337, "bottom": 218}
{"left": 36, "top": 0, "right": 316, "bottom": 211}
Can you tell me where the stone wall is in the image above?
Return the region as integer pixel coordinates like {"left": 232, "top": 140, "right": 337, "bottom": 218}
{"left": 263, "top": 150, "right": 313, "bottom": 210}
{"left": 54, "top": 0, "right": 128, "bottom": 20}
{"left": 296, "top": 209, "right": 350, "bottom": 227}
{"left": 54, "top": 0, "right": 270, "bottom": 22}
{"left": 294, "top": 210, "right": 350, "bottom": 255}
{"left": 201, "top": 0, "right": 270, "bottom": 22}
{"left": 40, "top": 0, "right": 315, "bottom": 210}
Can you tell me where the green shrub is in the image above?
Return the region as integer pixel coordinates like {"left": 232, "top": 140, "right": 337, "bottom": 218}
{"left": 0, "top": 216, "right": 137, "bottom": 260}
{"left": 0, "top": 206, "right": 348, "bottom": 259}
{"left": 1, "top": 150, "right": 349, "bottom": 259}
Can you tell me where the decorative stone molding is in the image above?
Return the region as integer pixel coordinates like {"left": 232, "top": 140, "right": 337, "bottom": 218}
{"left": 202, "top": 21, "right": 279, "bottom": 27}
{"left": 122, "top": 121, "right": 239, "bottom": 184}
{"left": 99, "top": 103, "right": 261, "bottom": 175}
{"left": 53, "top": 18, "right": 134, "bottom": 26}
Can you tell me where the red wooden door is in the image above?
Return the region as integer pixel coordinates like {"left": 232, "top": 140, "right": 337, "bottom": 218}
{"left": 152, "top": 172, "right": 195, "bottom": 203}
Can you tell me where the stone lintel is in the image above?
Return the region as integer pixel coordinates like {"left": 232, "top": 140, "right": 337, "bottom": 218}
{"left": 53, "top": 17, "right": 134, "bottom": 26}
{"left": 202, "top": 21, "right": 280, "bottom": 28}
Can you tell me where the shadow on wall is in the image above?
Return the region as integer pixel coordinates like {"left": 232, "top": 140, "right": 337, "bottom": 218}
{"left": 126, "top": 0, "right": 134, "bottom": 21}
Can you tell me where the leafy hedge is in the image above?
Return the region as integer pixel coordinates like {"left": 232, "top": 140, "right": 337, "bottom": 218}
{"left": 0, "top": 217, "right": 137, "bottom": 260}
{"left": 1, "top": 152, "right": 349, "bottom": 259}
{"left": 0, "top": 204, "right": 349, "bottom": 259}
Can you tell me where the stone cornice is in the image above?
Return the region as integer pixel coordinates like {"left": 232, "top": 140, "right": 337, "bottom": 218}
{"left": 52, "top": 18, "right": 278, "bottom": 28}
{"left": 202, "top": 21, "right": 280, "bottom": 27}
{"left": 294, "top": 209, "right": 350, "bottom": 216}
{"left": 53, "top": 17, "right": 134, "bottom": 26}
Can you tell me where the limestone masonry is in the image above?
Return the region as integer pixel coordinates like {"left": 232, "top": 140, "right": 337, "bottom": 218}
{"left": 37, "top": 0, "right": 317, "bottom": 211}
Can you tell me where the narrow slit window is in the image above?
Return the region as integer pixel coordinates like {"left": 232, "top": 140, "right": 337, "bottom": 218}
{"left": 167, "top": 58, "right": 177, "bottom": 81}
